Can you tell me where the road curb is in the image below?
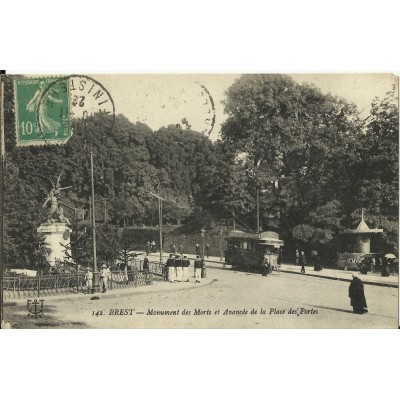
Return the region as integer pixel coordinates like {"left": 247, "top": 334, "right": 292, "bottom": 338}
{"left": 279, "top": 269, "right": 399, "bottom": 288}
{"left": 3, "top": 278, "right": 217, "bottom": 306}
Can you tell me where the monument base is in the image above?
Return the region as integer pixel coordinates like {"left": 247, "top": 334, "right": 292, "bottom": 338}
{"left": 37, "top": 223, "right": 72, "bottom": 266}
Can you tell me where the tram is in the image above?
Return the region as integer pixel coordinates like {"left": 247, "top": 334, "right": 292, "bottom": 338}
{"left": 224, "top": 230, "right": 284, "bottom": 272}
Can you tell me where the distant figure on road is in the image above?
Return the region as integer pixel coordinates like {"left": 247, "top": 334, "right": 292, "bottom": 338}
{"left": 151, "top": 241, "right": 156, "bottom": 253}
{"left": 299, "top": 251, "right": 306, "bottom": 274}
{"left": 172, "top": 244, "right": 177, "bottom": 254}
{"left": 295, "top": 249, "right": 299, "bottom": 265}
{"left": 194, "top": 255, "right": 202, "bottom": 283}
{"left": 381, "top": 259, "right": 390, "bottom": 277}
{"left": 175, "top": 254, "right": 182, "bottom": 282}
{"left": 205, "top": 243, "right": 210, "bottom": 258}
{"left": 179, "top": 244, "right": 183, "bottom": 256}
{"left": 262, "top": 258, "right": 271, "bottom": 277}
{"left": 166, "top": 254, "right": 175, "bottom": 283}
{"left": 143, "top": 257, "right": 149, "bottom": 272}
{"left": 182, "top": 255, "right": 190, "bottom": 282}
{"left": 313, "top": 255, "right": 322, "bottom": 271}
{"left": 84, "top": 267, "right": 93, "bottom": 293}
{"left": 349, "top": 274, "right": 368, "bottom": 314}
{"left": 370, "top": 257, "right": 376, "bottom": 274}
{"left": 195, "top": 243, "right": 200, "bottom": 256}
{"left": 100, "top": 264, "right": 108, "bottom": 293}
{"left": 145, "top": 242, "right": 150, "bottom": 256}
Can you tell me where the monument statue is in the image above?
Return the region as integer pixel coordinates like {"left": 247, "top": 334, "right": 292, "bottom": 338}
{"left": 35, "top": 173, "right": 72, "bottom": 224}
{"left": 35, "top": 172, "right": 73, "bottom": 267}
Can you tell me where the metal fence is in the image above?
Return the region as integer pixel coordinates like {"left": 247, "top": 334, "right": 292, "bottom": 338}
{"left": 131, "top": 259, "right": 165, "bottom": 280}
{"left": 3, "top": 270, "right": 155, "bottom": 300}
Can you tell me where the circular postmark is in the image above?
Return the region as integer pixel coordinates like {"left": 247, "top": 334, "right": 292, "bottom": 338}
{"left": 36, "top": 75, "right": 115, "bottom": 142}
{"left": 136, "top": 79, "right": 216, "bottom": 136}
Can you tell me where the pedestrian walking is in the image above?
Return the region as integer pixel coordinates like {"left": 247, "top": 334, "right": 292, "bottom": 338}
{"left": 299, "top": 251, "right": 306, "bottom": 273}
{"left": 349, "top": 273, "right": 368, "bottom": 314}
{"left": 84, "top": 267, "right": 93, "bottom": 293}
{"left": 100, "top": 264, "right": 108, "bottom": 293}
{"left": 106, "top": 264, "right": 112, "bottom": 289}
{"left": 172, "top": 244, "right": 177, "bottom": 254}
{"left": 195, "top": 243, "right": 200, "bottom": 256}
{"left": 371, "top": 257, "right": 376, "bottom": 274}
{"left": 166, "top": 254, "right": 176, "bottom": 283}
{"left": 295, "top": 249, "right": 299, "bottom": 265}
{"left": 182, "top": 255, "right": 190, "bottom": 282}
{"left": 381, "top": 258, "right": 390, "bottom": 277}
{"left": 313, "top": 254, "right": 322, "bottom": 271}
{"left": 175, "top": 254, "right": 183, "bottom": 282}
{"left": 143, "top": 257, "right": 151, "bottom": 284}
{"left": 261, "top": 258, "right": 271, "bottom": 276}
{"left": 145, "top": 241, "right": 150, "bottom": 255}
{"left": 143, "top": 257, "right": 150, "bottom": 271}
{"left": 194, "top": 255, "right": 202, "bottom": 283}
{"left": 205, "top": 243, "right": 210, "bottom": 258}
{"left": 151, "top": 240, "right": 156, "bottom": 253}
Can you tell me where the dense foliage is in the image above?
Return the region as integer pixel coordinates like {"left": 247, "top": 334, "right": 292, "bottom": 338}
{"left": 2, "top": 74, "right": 398, "bottom": 268}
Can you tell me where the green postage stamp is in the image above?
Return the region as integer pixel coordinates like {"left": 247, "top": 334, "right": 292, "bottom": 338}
{"left": 14, "top": 77, "right": 71, "bottom": 146}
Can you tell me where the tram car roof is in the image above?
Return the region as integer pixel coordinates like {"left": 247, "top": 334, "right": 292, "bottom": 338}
{"left": 225, "top": 230, "right": 284, "bottom": 247}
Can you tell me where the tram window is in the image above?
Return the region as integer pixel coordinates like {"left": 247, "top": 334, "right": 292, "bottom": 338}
{"left": 242, "top": 241, "right": 248, "bottom": 250}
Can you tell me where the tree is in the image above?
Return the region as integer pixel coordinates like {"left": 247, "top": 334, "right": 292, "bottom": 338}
{"left": 221, "top": 74, "right": 364, "bottom": 239}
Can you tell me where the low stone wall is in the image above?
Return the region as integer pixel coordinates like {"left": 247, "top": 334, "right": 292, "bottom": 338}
{"left": 164, "top": 231, "right": 225, "bottom": 258}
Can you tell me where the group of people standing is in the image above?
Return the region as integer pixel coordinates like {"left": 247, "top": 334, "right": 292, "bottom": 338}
{"left": 84, "top": 263, "right": 111, "bottom": 294}
{"left": 145, "top": 241, "right": 157, "bottom": 255}
{"left": 295, "top": 249, "right": 322, "bottom": 273}
{"left": 165, "top": 254, "right": 204, "bottom": 283}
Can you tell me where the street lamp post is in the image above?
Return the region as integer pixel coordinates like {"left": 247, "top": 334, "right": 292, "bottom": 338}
{"left": 200, "top": 228, "right": 206, "bottom": 259}
{"left": 256, "top": 188, "right": 260, "bottom": 238}
{"left": 150, "top": 192, "right": 165, "bottom": 266}
{"left": 220, "top": 227, "right": 224, "bottom": 261}
{"left": 90, "top": 150, "right": 100, "bottom": 294}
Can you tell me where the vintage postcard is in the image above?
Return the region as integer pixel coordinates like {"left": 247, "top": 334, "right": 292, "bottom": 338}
{"left": 0, "top": 73, "right": 398, "bottom": 329}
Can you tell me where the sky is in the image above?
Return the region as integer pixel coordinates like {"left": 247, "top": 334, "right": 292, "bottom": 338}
{"left": 92, "top": 73, "right": 398, "bottom": 141}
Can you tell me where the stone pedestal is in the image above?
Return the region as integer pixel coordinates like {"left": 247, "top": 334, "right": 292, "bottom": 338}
{"left": 37, "top": 223, "right": 72, "bottom": 266}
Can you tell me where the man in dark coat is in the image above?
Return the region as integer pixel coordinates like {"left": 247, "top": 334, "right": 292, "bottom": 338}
{"left": 299, "top": 251, "right": 306, "bottom": 274}
{"left": 349, "top": 274, "right": 368, "bottom": 314}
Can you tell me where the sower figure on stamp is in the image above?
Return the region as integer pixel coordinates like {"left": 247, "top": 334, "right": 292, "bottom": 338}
{"left": 349, "top": 273, "right": 368, "bottom": 314}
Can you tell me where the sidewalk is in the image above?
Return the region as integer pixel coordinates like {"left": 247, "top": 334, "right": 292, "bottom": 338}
{"left": 279, "top": 263, "right": 398, "bottom": 288}
{"left": 139, "top": 252, "right": 399, "bottom": 288}
{"left": 4, "top": 275, "right": 214, "bottom": 305}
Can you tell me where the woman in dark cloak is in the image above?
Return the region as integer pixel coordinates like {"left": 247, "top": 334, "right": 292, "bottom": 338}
{"left": 349, "top": 274, "right": 368, "bottom": 314}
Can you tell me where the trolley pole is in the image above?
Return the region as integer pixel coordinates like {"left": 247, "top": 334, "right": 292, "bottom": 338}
{"left": 256, "top": 188, "right": 260, "bottom": 238}
{"left": 0, "top": 78, "right": 5, "bottom": 324}
{"left": 90, "top": 150, "right": 100, "bottom": 293}
{"left": 220, "top": 227, "right": 224, "bottom": 261}
{"left": 150, "top": 192, "right": 165, "bottom": 266}
{"left": 159, "top": 196, "right": 163, "bottom": 265}
{"left": 201, "top": 228, "right": 205, "bottom": 259}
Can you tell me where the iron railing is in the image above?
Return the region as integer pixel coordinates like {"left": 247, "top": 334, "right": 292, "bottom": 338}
{"left": 3, "top": 270, "right": 155, "bottom": 300}
{"left": 131, "top": 259, "right": 165, "bottom": 280}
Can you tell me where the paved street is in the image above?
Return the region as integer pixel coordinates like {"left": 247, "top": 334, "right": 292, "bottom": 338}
{"left": 4, "top": 263, "right": 398, "bottom": 328}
